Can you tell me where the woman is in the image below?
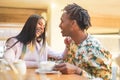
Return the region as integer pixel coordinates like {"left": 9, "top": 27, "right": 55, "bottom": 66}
{"left": 4, "top": 14, "right": 61, "bottom": 68}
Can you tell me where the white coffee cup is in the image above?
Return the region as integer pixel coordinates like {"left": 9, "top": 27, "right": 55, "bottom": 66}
{"left": 14, "top": 60, "right": 26, "bottom": 75}
{"left": 39, "top": 61, "right": 55, "bottom": 71}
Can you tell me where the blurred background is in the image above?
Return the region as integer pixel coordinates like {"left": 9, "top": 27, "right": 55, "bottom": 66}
{"left": 0, "top": 0, "right": 120, "bottom": 58}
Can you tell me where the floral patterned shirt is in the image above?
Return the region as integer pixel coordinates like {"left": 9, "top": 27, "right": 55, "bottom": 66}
{"left": 65, "top": 34, "right": 112, "bottom": 80}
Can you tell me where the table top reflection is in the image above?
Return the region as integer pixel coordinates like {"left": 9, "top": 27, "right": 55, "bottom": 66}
{"left": 0, "top": 68, "right": 88, "bottom": 80}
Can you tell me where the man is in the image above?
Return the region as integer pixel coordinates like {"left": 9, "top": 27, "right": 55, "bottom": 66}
{"left": 54, "top": 3, "right": 112, "bottom": 80}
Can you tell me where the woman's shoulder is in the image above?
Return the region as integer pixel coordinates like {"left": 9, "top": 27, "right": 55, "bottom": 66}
{"left": 5, "top": 37, "right": 19, "bottom": 46}
{"left": 6, "top": 37, "right": 18, "bottom": 43}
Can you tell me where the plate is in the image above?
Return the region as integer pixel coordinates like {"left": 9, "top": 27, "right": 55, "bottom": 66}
{"left": 35, "top": 69, "right": 59, "bottom": 74}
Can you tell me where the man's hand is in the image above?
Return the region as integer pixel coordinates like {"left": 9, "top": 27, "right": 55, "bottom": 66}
{"left": 54, "top": 62, "right": 78, "bottom": 74}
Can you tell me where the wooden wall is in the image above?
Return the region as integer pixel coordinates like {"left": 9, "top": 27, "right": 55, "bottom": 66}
{"left": 91, "top": 15, "right": 120, "bottom": 28}
{"left": 0, "top": 7, "right": 47, "bottom": 23}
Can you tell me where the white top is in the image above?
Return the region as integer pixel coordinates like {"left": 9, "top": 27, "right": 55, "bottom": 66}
{"left": 4, "top": 38, "right": 63, "bottom": 68}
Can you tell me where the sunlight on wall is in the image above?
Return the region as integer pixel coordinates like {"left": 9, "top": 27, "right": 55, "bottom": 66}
{"left": 49, "top": 2, "right": 65, "bottom": 52}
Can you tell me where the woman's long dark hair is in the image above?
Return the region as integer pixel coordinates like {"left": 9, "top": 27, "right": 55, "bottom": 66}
{"left": 6, "top": 14, "right": 46, "bottom": 50}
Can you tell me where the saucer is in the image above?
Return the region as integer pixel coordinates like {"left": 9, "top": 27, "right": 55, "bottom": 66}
{"left": 35, "top": 69, "right": 59, "bottom": 74}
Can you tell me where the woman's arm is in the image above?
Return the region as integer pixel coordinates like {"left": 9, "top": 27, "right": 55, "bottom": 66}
{"left": 47, "top": 37, "right": 72, "bottom": 61}
{"left": 4, "top": 38, "right": 19, "bottom": 62}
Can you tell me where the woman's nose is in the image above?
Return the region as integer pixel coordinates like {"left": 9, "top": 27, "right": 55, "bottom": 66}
{"left": 40, "top": 25, "right": 45, "bottom": 30}
{"left": 40, "top": 25, "right": 44, "bottom": 29}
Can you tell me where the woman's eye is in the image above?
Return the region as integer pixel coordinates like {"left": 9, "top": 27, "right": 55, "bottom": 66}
{"left": 39, "top": 23, "right": 45, "bottom": 27}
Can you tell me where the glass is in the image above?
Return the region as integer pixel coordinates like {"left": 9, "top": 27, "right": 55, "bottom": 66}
{"left": 0, "top": 45, "right": 8, "bottom": 72}
{"left": 0, "top": 59, "right": 5, "bottom": 72}
{"left": 0, "top": 46, "right": 4, "bottom": 58}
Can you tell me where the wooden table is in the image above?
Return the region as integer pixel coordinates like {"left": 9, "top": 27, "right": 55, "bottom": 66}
{"left": 0, "top": 69, "right": 88, "bottom": 80}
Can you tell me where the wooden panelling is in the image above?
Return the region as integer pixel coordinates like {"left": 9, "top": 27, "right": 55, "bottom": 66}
{"left": 91, "top": 16, "right": 120, "bottom": 28}
{"left": 0, "top": 7, "right": 47, "bottom": 23}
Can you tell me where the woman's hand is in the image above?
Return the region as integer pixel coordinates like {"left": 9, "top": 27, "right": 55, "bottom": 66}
{"left": 48, "top": 55, "right": 62, "bottom": 61}
{"left": 62, "top": 37, "right": 73, "bottom": 59}
{"left": 64, "top": 37, "right": 72, "bottom": 47}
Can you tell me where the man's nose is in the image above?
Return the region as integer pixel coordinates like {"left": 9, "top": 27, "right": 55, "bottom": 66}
{"left": 59, "top": 23, "right": 61, "bottom": 28}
